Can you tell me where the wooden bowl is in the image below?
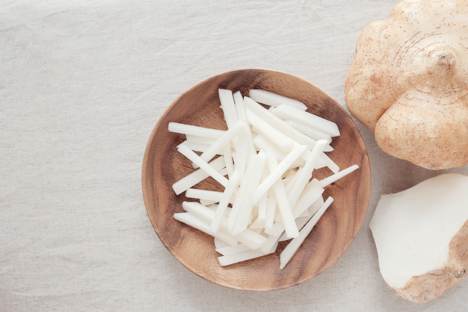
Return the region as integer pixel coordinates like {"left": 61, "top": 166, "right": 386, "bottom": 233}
{"left": 142, "top": 69, "right": 371, "bottom": 291}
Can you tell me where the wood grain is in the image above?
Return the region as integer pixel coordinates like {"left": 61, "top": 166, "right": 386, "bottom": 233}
{"left": 142, "top": 69, "right": 371, "bottom": 291}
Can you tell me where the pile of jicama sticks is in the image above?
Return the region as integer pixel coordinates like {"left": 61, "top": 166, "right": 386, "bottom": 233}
{"left": 169, "top": 89, "right": 359, "bottom": 269}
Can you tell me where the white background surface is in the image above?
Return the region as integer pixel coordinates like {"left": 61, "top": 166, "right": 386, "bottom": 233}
{"left": 2, "top": 1, "right": 468, "bottom": 311}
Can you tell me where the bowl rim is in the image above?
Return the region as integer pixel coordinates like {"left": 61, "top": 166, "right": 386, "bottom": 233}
{"left": 141, "top": 68, "right": 372, "bottom": 291}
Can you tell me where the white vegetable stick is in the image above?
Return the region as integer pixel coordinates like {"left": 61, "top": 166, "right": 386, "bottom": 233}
{"left": 244, "top": 97, "right": 328, "bottom": 152}
{"left": 321, "top": 152, "right": 340, "bottom": 173}
{"left": 288, "top": 140, "right": 328, "bottom": 209}
{"left": 247, "top": 165, "right": 269, "bottom": 230}
{"left": 222, "top": 144, "right": 234, "bottom": 178}
{"left": 309, "top": 193, "right": 325, "bottom": 216}
{"left": 228, "top": 156, "right": 256, "bottom": 232}
{"left": 216, "top": 244, "right": 251, "bottom": 256}
{"left": 319, "top": 164, "right": 359, "bottom": 188}
{"left": 253, "top": 134, "right": 285, "bottom": 162}
{"left": 246, "top": 108, "right": 294, "bottom": 152}
{"left": 172, "top": 156, "right": 226, "bottom": 195}
{"left": 174, "top": 212, "right": 237, "bottom": 247}
{"left": 178, "top": 144, "right": 229, "bottom": 187}
{"left": 284, "top": 168, "right": 301, "bottom": 195}
{"left": 280, "top": 197, "right": 334, "bottom": 269}
{"left": 218, "top": 247, "right": 275, "bottom": 266}
{"left": 293, "top": 179, "right": 324, "bottom": 218}
{"left": 267, "top": 155, "right": 299, "bottom": 238}
{"left": 252, "top": 145, "right": 307, "bottom": 204}
{"left": 260, "top": 232, "right": 281, "bottom": 254}
{"left": 264, "top": 188, "right": 277, "bottom": 233}
{"left": 272, "top": 104, "right": 340, "bottom": 137}
{"left": 219, "top": 89, "right": 238, "bottom": 129}
{"left": 233, "top": 91, "right": 244, "bottom": 108}
{"left": 212, "top": 171, "right": 240, "bottom": 234}
{"left": 214, "top": 237, "right": 230, "bottom": 249}
{"left": 232, "top": 129, "right": 249, "bottom": 177}
{"left": 182, "top": 201, "right": 265, "bottom": 250}
{"left": 285, "top": 120, "right": 332, "bottom": 143}
{"left": 199, "top": 120, "right": 245, "bottom": 164}
{"left": 232, "top": 150, "right": 267, "bottom": 235}
{"left": 185, "top": 189, "right": 224, "bottom": 202}
{"left": 278, "top": 215, "right": 313, "bottom": 242}
{"left": 186, "top": 135, "right": 217, "bottom": 145}
{"left": 169, "top": 122, "right": 225, "bottom": 139}
{"left": 249, "top": 89, "right": 307, "bottom": 110}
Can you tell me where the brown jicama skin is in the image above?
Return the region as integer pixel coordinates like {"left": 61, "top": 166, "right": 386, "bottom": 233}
{"left": 345, "top": 0, "right": 468, "bottom": 169}
{"left": 391, "top": 221, "right": 468, "bottom": 303}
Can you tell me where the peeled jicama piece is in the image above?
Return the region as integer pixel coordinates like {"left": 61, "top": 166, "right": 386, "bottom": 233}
{"left": 370, "top": 174, "right": 468, "bottom": 303}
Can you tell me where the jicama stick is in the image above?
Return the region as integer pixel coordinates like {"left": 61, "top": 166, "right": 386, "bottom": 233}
{"left": 222, "top": 144, "right": 234, "bottom": 178}
{"left": 216, "top": 244, "right": 251, "bottom": 256}
{"left": 177, "top": 144, "right": 229, "bottom": 187}
{"left": 199, "top": 120, "right": 246, "bottom": 164}
{"left": 292, "top": 179, "right": 324, "bottom": 218}
{"left": 246, "top": 108, "right": 294, "bottom": 152}
{"left": 232, "top": 150, "right": 267, "bottom": 235}
{"left": 214, "top": 237, "right": 230, "bottom": 249}
{"left": 244, "top": 97, "right": 330, "bottom": 152}
{"left": 272, "top": 104, "right": 340, "bottom": 137}
{"left": 218, "top": 246, "right": 276, "bottom": 267}
{"left": 186, "top": 134, "right": 217, "bottom": 145}
{"left": 185, "top": 189, "right": 224, "bottom": 202}
{"left": 182, "top": 201, "right": 266, "bottom": 250}
{"left": 278, "top": 215, "right": 312, "bottom": 242}
{"left": 264, "top": 188, "right": 277, "bottom": 233}
{"left": 288, "top": 140, "right": 328, "bottom": 209}
{"left": 249, "top": 89, "right": 307, "bottom": 110}
{"left": 280, "top": 197, "right": 334, "bottom": 269}
{"left": 174, "top": 212, "right": 237, "bottom": 247}
{"left": 212, "top": 171, "right": 240, "bottom": 234}
{"left": 169, "top": 122, "right": 225, "bottom": 139}
{"left": 252, "top": 144, "right": 307, "bottom": 204}
{"left": 319, "top": 164, "right": 359, "bottom": 187}
{"left": 267, "top": 155, "right": 299, "bottom": 238}
{"left": 285, "top": 120, "right": 332, "bottom": 143}
{"left": 218, "top": 89, "right": 238, "bottom": 129}
{"left": 172, "top": 156, "right": 226, "bottom": 195}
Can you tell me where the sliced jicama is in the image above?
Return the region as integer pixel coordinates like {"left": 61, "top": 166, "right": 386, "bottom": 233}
{"left": 252, "top": 145, "right": 307, "bottom": 204}
{"left": 272, "top": 104, "right": 340, "bottom": 137}
{"left": 218, "top": 245, "right": 276, "bottom": 266}
{"left": 177, "top": 144, "right": 229, "bottom": 187}
{"left": 169, "top": 122, "right": 225, "bottom": 139}
{"left": 199, "top": 120, "right": 246, "bottom": 164}
{"left": 185, "top": 189, "right": 224, "bottom": 202}
{"left": 172, "top": 156, "right": 226, "bottom": 195}
{"left": 216, "top": 243, "right": 251, "bottom": 256}
{"left": 246, "top": 108, "right": 294, "bottom": 152}
{"left": 249, "top": 89, "right": 307, "bottom": 110}
{"left": 218, "top": 89, "right": 238, "bottom": 129}
{"left": 285, "top": 120, "right": 332, "bottom": 143}
{"left": 185, "top": 134, "right": 218, "bottom": 145}
{"left": 231, "top": 151, "right": 267, "bottom": 235}
{"left": 174, "top": 212, "right": 237, "bottom": 247}
{"left": 212, "top": 171, "right": 240, "bottom": 234}
{"left": 319, "top": 164, "right": 359, "bottom": 187}
{"left": 288, "top": 140, "right": 328, "bottom": 209}
{"left": 168, "top": 87, "right": 360, "bottom": 269}
{"left": 267, "top": 155, "right": 299, "bottom": 239}
{"left": 280, "top": 197, "right": 334, "bottom": 269}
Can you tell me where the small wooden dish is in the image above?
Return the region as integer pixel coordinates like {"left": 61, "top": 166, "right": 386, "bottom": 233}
{"left": 142, "top": 69, "right": 371, "bottom": 291}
